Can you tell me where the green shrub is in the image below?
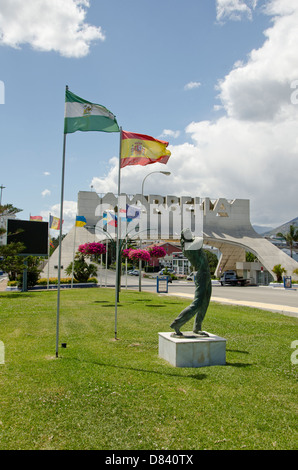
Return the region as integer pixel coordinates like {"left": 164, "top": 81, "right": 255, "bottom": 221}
{"left": 36, "top": 277, "right": 97, "bottom": 285}
{"left": 272, "top": 264, "right": 286, "bottom": 283}
{"left": 87, "top": 277, "right": 98, "bottom": 283}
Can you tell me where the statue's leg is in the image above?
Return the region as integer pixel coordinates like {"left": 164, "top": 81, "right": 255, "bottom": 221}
{"left": 170, "top": 282, "right": 203, "bottom": 333}
{"left": 170, "top": 302, "right": 198, "bottom": 332}
{"left": 193, "top": 280, "right": 212, "bottom": 333}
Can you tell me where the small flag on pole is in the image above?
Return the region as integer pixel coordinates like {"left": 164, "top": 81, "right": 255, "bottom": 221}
{"left": 30, "top": 215, "right": 43, "bottom": 221}
{"left": 103, "top": 211, "right": 117, "bottom": 227}
{"left": 64, "top": 89, "right": 120, "bottom": 134}
{"left": 120, "top": 131, "right": 171, "bottom": 168}
{"left": 49, "top": 215, "right": 62, "bottom": 230}
{"left": 125, "top": 204, "right": 141, "bottom": 222}
{"left": 75, "top": 216, "right": 87, "bottom": 227}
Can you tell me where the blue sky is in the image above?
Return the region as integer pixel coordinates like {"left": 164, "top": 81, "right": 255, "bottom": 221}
{"left": 1, "top": 0, "right": 298, "bottom": 233}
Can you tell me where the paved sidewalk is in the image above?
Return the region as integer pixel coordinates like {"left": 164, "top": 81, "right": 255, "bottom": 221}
{"left": 169, "top": 291, "right": 298, "bottom": 318}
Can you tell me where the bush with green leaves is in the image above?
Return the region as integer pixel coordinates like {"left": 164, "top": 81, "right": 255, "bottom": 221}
{"left": 66, "top": 253, "right": 98, "bottom": 283}
{"left": 272, "top": 264, "right": 286, "bottom": 283}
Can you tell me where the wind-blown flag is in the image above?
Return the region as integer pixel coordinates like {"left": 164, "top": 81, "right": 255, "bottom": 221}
{"left": 103, "top": 211, "right": 117, "bottom": 227}
{"left": 120, "top": 131, "right": 171, "bottom": 168}
{"left": 30, "top": 215, "right": 43, "bottom": 221}
{"left": 125, "top": 204, "right": 141, "bottom": 222}
{"left": 102, "top": 206, "right": 140, "bottom": 227}
{"left": 64, "top": 89, "right": 120, "bottom": 134}
{"left": 49, "top": 215, "right": 62, "bottom": 230}
{"left": 75, "top": 216, "right": 87, "bottom": 227}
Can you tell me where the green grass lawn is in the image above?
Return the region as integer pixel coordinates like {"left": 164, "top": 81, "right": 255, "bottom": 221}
{"left": 0, "top": 287, "right": 297, "bottom": 450}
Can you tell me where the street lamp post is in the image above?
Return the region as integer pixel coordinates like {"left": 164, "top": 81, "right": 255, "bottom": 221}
{"left": 139, "top": 171, "right": 171, "bottom": 291}
{"left": 0, "top": 185, "right": 5, "bottom": 206}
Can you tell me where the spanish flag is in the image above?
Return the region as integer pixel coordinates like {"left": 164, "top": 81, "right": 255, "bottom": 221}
{"left": 120, "top": 131, "right": 171, "bottom": 169}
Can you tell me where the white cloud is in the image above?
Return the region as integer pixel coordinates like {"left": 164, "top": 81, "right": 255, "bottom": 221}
{"left": 43, "top": 171, "right": 51, "bottom": 176}
{"left": 184, "top": 81, "right": 201, "bottom": 91}
{"left": 216, "top": 0, "right": 257, "bottom": 22}
{"left": 41, "top": 189, "right": 51, "bottom": 197}
{"left": 0, "top": 0, "right": 105, "bottom": 57}
{"left": 217, "top": 1, "right": 298, "bottom": 121}
{"left": 160, "top": 129, "right": 181, "bottom": 139}
{"left": 42, "top": 200, "right": 77, "bottom": 233}
{"left": 90, "top": 157, "right": 119, "bottom": 195}
{"left": 264, "top": 0, "right": 297, "bottom": 16}
{"left": 89, "top": 1, "right": 298, "bottom": 227}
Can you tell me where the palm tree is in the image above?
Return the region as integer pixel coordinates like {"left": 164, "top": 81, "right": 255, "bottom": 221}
{"left": 276, "top": 224, "right": 298, "bottom": 258}
{"left": 272, "top": 264, "right": 287, "bottom": 283}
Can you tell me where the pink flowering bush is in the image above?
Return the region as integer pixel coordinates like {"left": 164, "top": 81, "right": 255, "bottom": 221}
{"left": 122, "top": 248, "right": 132, "bottom": 258}
{"left": 148, "top": 245, "right": 166, "bottom": 258}
{"left": 78, "top": 242, "right": 106, "bottom": 256}
{"left": 128, "top": 249, "right": 151, "bottom": 262}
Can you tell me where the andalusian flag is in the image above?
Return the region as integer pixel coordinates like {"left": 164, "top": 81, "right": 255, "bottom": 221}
{"left": 75, "top": 216, "right": 87, "bottom": 227}
{"left": 64, "top": 89, "right": 120, "bottom": 134}
{"left": 120, "top": 131, "right": 171, "bottom": 168}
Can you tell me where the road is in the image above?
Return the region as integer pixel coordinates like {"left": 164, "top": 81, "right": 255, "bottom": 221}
{"left": 3, "top": 269, "right": 297, "bottom": 318}
{"left": 98, "top": 269, "right": 298, "bottom": 318}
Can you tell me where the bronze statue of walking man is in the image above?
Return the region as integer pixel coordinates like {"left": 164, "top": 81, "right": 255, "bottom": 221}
{"left": 170, "top": 228, "right": 212, "bottom": 337}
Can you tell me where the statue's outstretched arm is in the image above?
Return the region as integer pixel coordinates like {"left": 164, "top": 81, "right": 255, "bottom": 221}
{"left": 185, "top": 237, "right": 203, "bottom": 251}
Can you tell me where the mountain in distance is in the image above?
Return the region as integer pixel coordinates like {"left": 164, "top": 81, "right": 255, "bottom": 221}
{"left": 253, "top": 224, "right": 274, "bottom": 234}
{"left": 259, "top": 216, "right": 298, "bottom": 237}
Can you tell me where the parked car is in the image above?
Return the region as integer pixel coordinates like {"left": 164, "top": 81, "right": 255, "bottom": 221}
{"left": 220, "top": 270, "right": 248, "bottom": 286}
{"left": 158, "top": 268, "right": 176, "bottom": 276}
{"left": 128, "top": 269, "right": 139, "bottom": 276}
{"left": 157, "top": 268, "right": 175, "bottom": 283}
{"left": 159, "top": 274, "right": 172, "bottom": 283}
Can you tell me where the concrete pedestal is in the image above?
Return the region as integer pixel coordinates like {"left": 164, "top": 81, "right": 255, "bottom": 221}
{"left": 158, "top": 332, "right": 226, "bottom": 368}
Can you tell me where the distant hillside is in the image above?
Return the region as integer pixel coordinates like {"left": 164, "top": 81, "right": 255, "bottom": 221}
{"left": 262, "top": 217, "right": 298, "bottom": 237}
{"left": 253, "top": 225, "right": 274, "bottom": 234}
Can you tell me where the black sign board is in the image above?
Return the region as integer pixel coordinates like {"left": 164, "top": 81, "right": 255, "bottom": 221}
{"left": 7, "top": 219, "right": 48, "bottom": 256}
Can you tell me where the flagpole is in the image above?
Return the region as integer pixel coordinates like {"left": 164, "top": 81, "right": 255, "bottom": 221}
{"left": 56, "top": 85, "right": 68, "bottom": 358}
{"left": 71, "top": 215, "right": 77, "bottom": 288}
{"left": 114, "top": 127, "right": 122, "bottom": 340}
{"left": 105, "top": 238, "right": 108, "bottom": 287}
{"left": 47, "top": 213, "right": 51, "bottom": 290}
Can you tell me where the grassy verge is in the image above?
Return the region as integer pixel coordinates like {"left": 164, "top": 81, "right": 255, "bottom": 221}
{"left": 0, "top": 288, "right": 297, "bottom": 450}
